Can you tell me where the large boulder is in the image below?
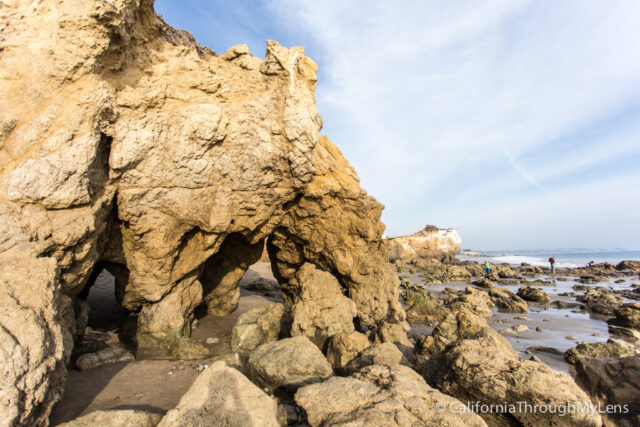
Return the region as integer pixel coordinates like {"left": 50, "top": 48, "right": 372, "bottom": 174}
{"left": 425, "top": 335, "right": 602, "bottom": 426}
{"left": 577, "top": 288, "right": 624, "bottom": 316}
{"left": 574, "top": 355, "right": 640, "bottom": 424}
{"left": 0, "top": 0, "right": 406, "bottom": 421}
{"left": 247, "top": 336, "right": 333, "bottom": 391}
{"left": 325, "top": 331, "right": 370, "bottom": 371}
{"left": 387, "top": 226, "right": 462, "bottom": 264}
{"left": 159, "top": 361, "right": 279, "bottom": 426}
{"left": 59, "top": 410, "right": 161, "bottom": 427}
{"left": 230, "top": 303, "right": 288, "bottom": 352}
{"left": 488, "top": 287, "right": 528, "bottom": 313}
{"left": 517, "top": 286, "right": 550, "bottom": 303}
{"left": 607, "top": 303, "right": 640, "bottom": 331}
{"left": 446, "top": 287, "right": 495, "bottom": 318}
{"left": 288, "top": 263, "right": 357, "bottom": 349}
{"left": 295, "top": 364, "right": 486, "bottom": 426}
{"left": 405, "top": 292, "right": 446, "bottom": 325}
{"left": 343, "top": 342, "right": 405, "bottom": 374}
{"left": 565, "top": 341, "right": 638, "bottom": 365}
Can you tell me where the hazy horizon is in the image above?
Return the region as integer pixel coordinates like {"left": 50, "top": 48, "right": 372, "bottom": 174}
{"left": 156, "top": 1, "right": 640, "bottom": 251}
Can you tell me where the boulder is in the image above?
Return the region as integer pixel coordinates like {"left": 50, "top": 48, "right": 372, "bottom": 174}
{"left": 488, "top": 287, "right": 528, "bottom": 313}
{"left": 288, "top": 263, "right": 357, "bottom": 349}
{"left": 295, "top": 364, "right": 486, "bottom": 426}
{"left": 471, "top": 278, "right": 494, "bottom": 288}
{"left": 425, "top": 335, "right": 602, "bottom": 426}
{"left": 616, "top": 260, "right": 640, "bottom": 271}
{"left": 578, "top": 288, "right": 624, "bottom": 315}
{"left": 59, "top": 410, "right": 161, "bottom": 427}
{"left": 387, "top": 226, "right": 462, "bottom": 264}
{"left": 325, "top": 331, "right": 371, "bottom": 371}
{"left": 574, "top": 355, "right": 640, "bottom": 423}
{"left": 417, "top": 306, "right": 506, "bottom": 357}
{"left": 447, "top": 287, "right": 494, "bottom": 318}
{"left": 230, "top": 303, "right": 288, "bottom": 352}
{"left": 159, "top": 361, "right": 278, "bottom": 427}
{"left": 405, "top": 292, "right": 446, "bottom": 325}
{"left": 247, "top": 336, "right": 333, "bottom": 391}
{"left": 607, "top": 303, "right": 640, "bottom": 331}
{"left": 343, "top": 342, "right": 405, "bottom": 374}
{"left": 517, "top": 286, "right": 550, "bottom": 303}
{"left": 75, "top": 347, "right": 134, "bottom": 371}
{"left": 565, "top": 341, "right": 638, "bottom": 364}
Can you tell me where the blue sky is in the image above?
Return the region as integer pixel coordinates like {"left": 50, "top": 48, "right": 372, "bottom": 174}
{"left": 155, "top": 0, "right": 640, "bottom": 250}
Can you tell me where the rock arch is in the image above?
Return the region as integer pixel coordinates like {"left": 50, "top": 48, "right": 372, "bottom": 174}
{"left": 0, "top": 1, "right": 406, "bottom": 424}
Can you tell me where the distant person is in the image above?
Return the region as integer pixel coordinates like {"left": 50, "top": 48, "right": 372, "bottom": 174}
{"left": 548, "top": 257, "right": 556, "bottom": 274}
{"left": 485, "top": 261, "right": 491, "bottom": 274}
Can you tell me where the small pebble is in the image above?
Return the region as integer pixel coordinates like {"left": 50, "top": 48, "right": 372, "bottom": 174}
{"left": 565, "top": 336, "right": 578, "bottom": 341}
{"left": 592, "top": 333, "right": 601, "bottom": 337}
{"left": 535, "top": 327, "right": 542, "bottom": 332}
{"left": 206, "top": 337, "right": 219, "bottom": 344}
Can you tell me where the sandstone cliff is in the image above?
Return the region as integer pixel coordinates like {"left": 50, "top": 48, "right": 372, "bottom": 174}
{"left": 0, "top": 1, "right": 405, "bottom": 424}
{"left": 388, "top": 225, "right": 461, "bottom": 264}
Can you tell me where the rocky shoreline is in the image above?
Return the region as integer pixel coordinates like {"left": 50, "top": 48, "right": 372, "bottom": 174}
{"left": 1, "top": 1, "right": 638, "bottom": 426}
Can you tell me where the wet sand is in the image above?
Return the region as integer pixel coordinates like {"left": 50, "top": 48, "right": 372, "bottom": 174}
{"left": 50, "top": 263, "right": 278, "bottom": 425}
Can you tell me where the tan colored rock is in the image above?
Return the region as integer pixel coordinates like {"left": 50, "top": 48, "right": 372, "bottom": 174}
{"left": 231, "top": 303, "right": 288, "bottom": 352}
{"left": 425, "top": 334, "right": 602, "bottom": 426}
{"left": 343, "top": 342, "right": 407, "bottom": 376}
{"left": 159, "top": 361, "right": 279, "bottom": 427}
{"left": 267, "top": 136, "right": 408, "bottom": 339}
{"left": 388, "top": 225, "right": 462, "bottom": 263}
{"left": 488, "top": 287, "right": 528, "bottom": 313}
{"left": 447, "top": 287, "right": 494, "bottom": 318}
{"left": 406, "top": 292, "right": 446, "bottom": 325}
{"left": 200, "top": 235, "right": 265, "bottom": 316}
{"left": 0, "top": 0, "right": 405, "bottom": 421}
{"left": 0, "top": 255, "right": 75, "bottom": 427}
{"left": 247, "top": 336, "right": 333, "bottom": 391}
{"left": 517, "top": 286, "right": 551, "bottom": 303}
{"left": 325, "top": 331, "right": 371, "bottom": 371}
{"left": 59, "top": 409, "right": 162, "bottom": 427}
{"left": 295, "top": 364, "right": 486, "bottom": 426}
{"left": 289, "top": 263, "right": 357, "bottom": 348}
{"left": 565, "top": 340, "right": 638, "bottom": 364}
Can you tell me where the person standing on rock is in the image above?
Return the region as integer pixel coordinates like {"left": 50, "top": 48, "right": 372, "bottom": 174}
{"left": 485, "top": 261, "right": 491, "bottom": 274}
{"left": 549, "top": 257, "right": 556, "bottom": 274}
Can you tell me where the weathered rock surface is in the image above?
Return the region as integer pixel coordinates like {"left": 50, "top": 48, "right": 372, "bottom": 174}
{"left": 343, "top": 342, "right": 405, "bottom": 374}
{"left": 405, "top": 292, "right": 446, "bottom": 325}
{"left": 247, "top": 336, "right": 333, "bottom": 391}
{"left": 288, "top": 263, "right": 357, "bottom": 349}
{"left": 425, "top": 334, "right": 602, "bottom": 426}
{"left": 230, "top": 303, "right": 288, "bottom": 352}
{"left": 565, "top": 340, "right": 638, "bottom": 365}
{"left": 325, "top": 331, "right": 370, "bottom": 371}
{"left": 295, "top": 364, "right": 486, "bottom": 426}
{"left": 488, "top": 287, "right": 528, "bottom": 313}
{"left": 159, "top": 361, "right": 279, "bottom": 427}
{"left": 574, "top": 355, "right": 640, "bottom": 424}
{"left": 446, "top": 287, "right": 495, "bottom": 318}
{"left": 607, "top": 303, "right": 640, "bottom": 331}
{"left": 517, "top": 286, "right": 550, "bottom": 303}
{"left": 578, "top": 288, "right": 624, "bottom": 315}
{"left": 59, "top": 409, "right": 162, "bottom": 427}
{"left": 388, "top": 225, "right": 461, "bottom": 264}
{"left": 0, "top": 0, "right": 405, "bottom": 422}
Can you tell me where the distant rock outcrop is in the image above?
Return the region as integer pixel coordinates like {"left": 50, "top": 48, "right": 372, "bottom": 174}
{"left": 388, "top": 225, "right": 461, "bottom": 264}
{"left": 0, "top": 0, "right": 405, "bottom": 423}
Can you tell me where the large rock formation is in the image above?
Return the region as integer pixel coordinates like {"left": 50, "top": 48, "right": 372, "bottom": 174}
{"left": 388, "top": 225, "right": 461, "bottom": 264}
{"left": 0, "top": 0, "right": 404, "bottom": 424}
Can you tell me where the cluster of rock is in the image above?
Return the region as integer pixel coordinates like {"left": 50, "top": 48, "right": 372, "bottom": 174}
{"left": 0, "top": 0, "right": 408, "bottom": 424}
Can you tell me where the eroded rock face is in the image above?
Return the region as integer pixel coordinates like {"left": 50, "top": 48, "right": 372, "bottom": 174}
{"left": 58, "top": 409, "right": 162, "bottom": 427}
{"left": 295, "top": 364, "right": 487, "bottom": 427}
{"left": 388, "top": 225, "right": 461, "bottom": 264}
{"left": 0, "top": 0, "right": 403, "bottom": 422}
{"left": 230, "top": 303, "right": 288, "bottom": 352}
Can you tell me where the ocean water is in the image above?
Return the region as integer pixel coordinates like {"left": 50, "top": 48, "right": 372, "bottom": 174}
{"left": 459, "top": 250, "right": 640, "bottom": 269}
